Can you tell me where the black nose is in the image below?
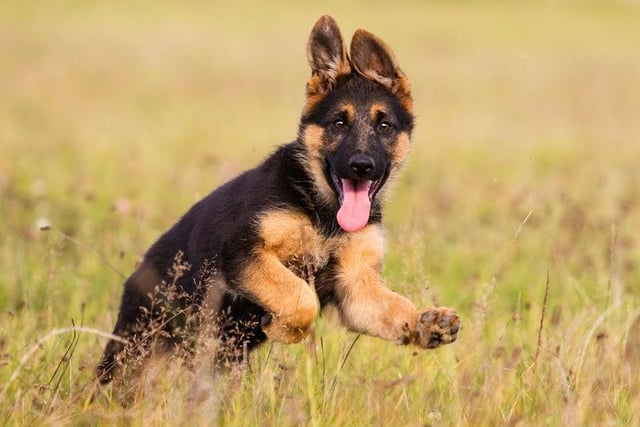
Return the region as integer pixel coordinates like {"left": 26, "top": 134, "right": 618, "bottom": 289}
{"left": 349, "top": 153, "right": 375, "bottom": 178}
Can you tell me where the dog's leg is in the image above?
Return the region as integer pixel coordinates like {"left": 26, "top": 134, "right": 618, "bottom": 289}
{"left": 240, "top": 250, "right": 320, "bottom": 344}
{"left": 334, "top": 225, "right": 459, "bottom": 348}
{"left": 96, "top": 262, "right": 164, "bottom": 383}
{"left": 214, "top": 292, "right": 267, "bottom": 366}
{"left": 97, "top": 280, "right": 148, "bottom": 383}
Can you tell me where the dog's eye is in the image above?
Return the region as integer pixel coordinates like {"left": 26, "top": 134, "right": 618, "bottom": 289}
{"left": 379, "top": 121, "right": 394, "bottom": 132}
{"left": 333, "top": 119, "right": 346, "bottom": 128}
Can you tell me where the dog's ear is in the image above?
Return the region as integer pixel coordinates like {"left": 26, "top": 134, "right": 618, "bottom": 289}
{"left": 305, "top": 16, "right": 351, "bottom": 106}
{"left": 350, "top": 29, "right": 412, "bottom": 110}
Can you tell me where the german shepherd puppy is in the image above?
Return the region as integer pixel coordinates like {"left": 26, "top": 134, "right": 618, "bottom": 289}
{"left": 98, "top": 16, "right": 459, "bottom": 384}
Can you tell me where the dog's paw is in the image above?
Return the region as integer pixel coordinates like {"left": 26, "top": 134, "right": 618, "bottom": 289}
{"left": 414, "top": 307, "right": 460, "bottom": 349}
{"left": 260, "top": 313, "right": 313, "bottom": 344}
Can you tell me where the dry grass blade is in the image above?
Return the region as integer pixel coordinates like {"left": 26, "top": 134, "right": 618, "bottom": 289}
{"left": 573, "top": 302, "right": 622, "bottom": 391}
{"left": 624, "top": 312, "right": 640, "bottom": 366}
{"left": 44, "top": 226, "right": 126, "bottom": 280}
{"left": 496, "top": 210, "right": 533, "bottom": 282}
{"left": 0, "top": 327, "right": 128, "bottom": 403}
{"left": 475, "top": 210, "right": 533, "bottom": 327}
{"left": 533, "top": 270, "right": 550, "bottom": 371}
{"left": 326, "top": 334, "right": 361, "bottom": 404}
{"left": 603, "top": 223, "right": 618, "bottom": 340}
{"left": 46, "top": 318, "right": 82, "bottom": 411}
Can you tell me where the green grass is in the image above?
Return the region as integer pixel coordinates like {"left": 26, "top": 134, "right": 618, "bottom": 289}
{"left": 2, "top": 1, "right": 640, "bottom": 425}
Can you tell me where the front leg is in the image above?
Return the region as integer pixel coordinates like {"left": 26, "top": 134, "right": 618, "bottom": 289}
{"left": 240, "top": 249, "right": 319, "bottom": 344}
{"left": 334, "top": 225, "right": 459, "bottom": 348}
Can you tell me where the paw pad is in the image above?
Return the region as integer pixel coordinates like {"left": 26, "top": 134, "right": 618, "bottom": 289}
{"left": 415, "top": 307, "right": 460, "bottom": 349}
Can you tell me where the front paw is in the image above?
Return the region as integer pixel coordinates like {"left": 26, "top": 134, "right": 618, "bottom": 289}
{"left": 260, "top": 312, "right": 314, "bottom": 344}
{"left": 414, "top": 307, "right": 460, "bottom": 348}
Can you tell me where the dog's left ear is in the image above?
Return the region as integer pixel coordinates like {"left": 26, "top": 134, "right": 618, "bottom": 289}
{"left": 350, "top": 29, "right": 412, "bottom": 110}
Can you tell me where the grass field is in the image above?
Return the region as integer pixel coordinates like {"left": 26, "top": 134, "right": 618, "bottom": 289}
{"left": 2, "top": 1, "right": 640, "bottom": 425}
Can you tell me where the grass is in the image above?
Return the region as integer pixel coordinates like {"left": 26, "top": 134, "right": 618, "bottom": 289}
{"left": 2, "top": 0, "right": 640, "bottom": 425}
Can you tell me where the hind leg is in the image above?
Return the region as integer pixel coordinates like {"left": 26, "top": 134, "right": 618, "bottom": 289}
{"left": 97, "top": 284, "right": 150, "bottom": 383}
{"left": 97, "top": 263, "right": 163, "bottom": 384}
{"left": 214, "top": 293, "right": 268, "bottom": 368}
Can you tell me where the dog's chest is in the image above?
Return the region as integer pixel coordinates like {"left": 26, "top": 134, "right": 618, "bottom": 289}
{"left": 258, "top": 209, "right": 339, "bottom": 278}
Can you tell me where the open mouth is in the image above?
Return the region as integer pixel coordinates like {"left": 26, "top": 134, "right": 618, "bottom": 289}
{"left": 328, "top": 167, "right": 388, "bottom": 232}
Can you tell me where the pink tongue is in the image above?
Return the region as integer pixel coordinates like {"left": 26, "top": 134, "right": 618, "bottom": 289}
{"left": 337, "top": 179, "right": 372, "bottom": 232}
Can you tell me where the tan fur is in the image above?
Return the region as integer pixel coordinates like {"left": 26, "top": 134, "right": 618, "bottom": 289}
{"left": 304, "top": 17, "right": 352, "bottom": 115}
{"left": 341, "top": 102, "right": 356, "bottom": 123}
{"left": 253, "top": 212, "right": 421, "bottom": 344}
{"left": 391, "top": 131, "right": 411, "bottom": 167}
{"left": 303, "top": 81, "right": 326, "bottom": 116}
{"left": 241, "top": 251, "right": 319, "bottom": 344}
{"left": 350, "top": 29, "right": 413, "bottom": 113}
{"left": 241, "top": 210, "right": 329, "bottom": 343}
{"left": 300, "top": 125, "right": 337, "bottom": 207}
{"left": 393, "top": 77, "right": 413, "bottom": 111}
{"left": 246, "top": 210, "right": 424, "bottom": 344}
{"left": 258, "top": 209, "right": 332, "bottom": 266}
{"left": 243, "top": 209, "right": 459, "bottom": 348}
{"left": 332, "top": 225, "right": 420, "bottom": 343}
{"left": 369, "top": 102, "right": 388, "bottom": 120}
{"left": 303, "top": 79, "right": 325, "bottom": 116}
{"left": 369, "top": 102, "right": 413, "bottom": 166}
{"left": 301, "top": 123, "right": 325, "bottom": 154}
{"left": 304, "top": 59, "right": 352, "bottom": 115}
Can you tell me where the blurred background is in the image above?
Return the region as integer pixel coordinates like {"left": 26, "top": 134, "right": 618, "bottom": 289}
{"left": 1, "top": 1, "right": 640, "bottom": 424}
{"left": 3, "top": 0, "right": 638, "bottom": 308}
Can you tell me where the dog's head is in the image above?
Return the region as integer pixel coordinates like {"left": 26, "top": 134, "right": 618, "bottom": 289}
{"left": 299, "top": 16, "right": 414, "bottom": 233}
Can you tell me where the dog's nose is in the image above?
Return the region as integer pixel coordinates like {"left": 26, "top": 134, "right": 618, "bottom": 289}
{"left": 349, "top": 154, "right": 375, "bottom": 177}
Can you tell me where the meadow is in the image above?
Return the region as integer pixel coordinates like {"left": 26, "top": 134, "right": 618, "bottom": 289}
{"left": 1, "top": 1, "right": 640, "bottom": 425}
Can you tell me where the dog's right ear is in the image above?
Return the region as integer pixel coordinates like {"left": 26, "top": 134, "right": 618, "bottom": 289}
{"left": 304, "top": 16, "right": 351, "bottom": 112}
